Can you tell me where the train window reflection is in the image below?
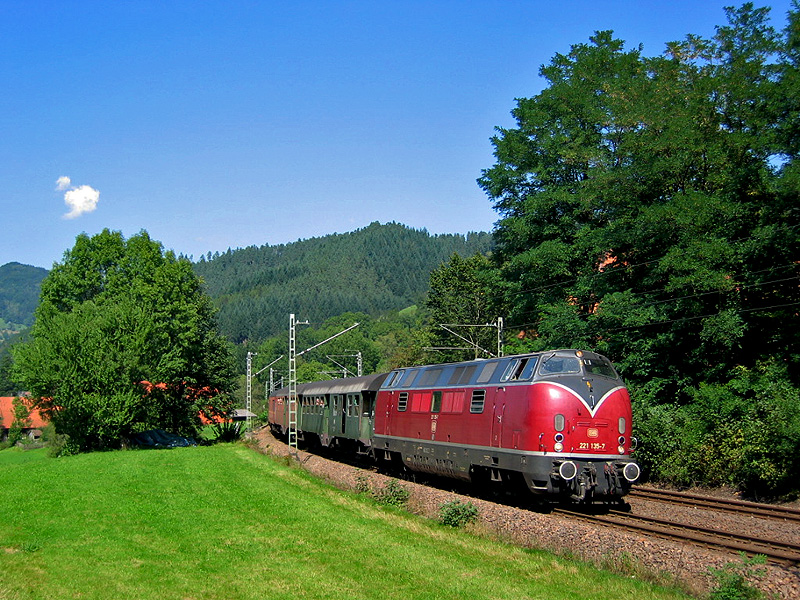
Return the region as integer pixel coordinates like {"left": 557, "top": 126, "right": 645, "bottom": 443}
{"left": 583, "top": 357, "right": 618, "bottom": 379}
{"left": 538, "top": 356, "right": 581, "bottom": 375}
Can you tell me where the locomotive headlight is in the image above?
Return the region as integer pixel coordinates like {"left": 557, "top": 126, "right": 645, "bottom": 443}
{"left": 558, "top": 461, "right": 578, "bottom": 481}
{"left": 554, "top": 442, "right": 564, "bottom": 452}
{"left": 623, "top": 462, "right": 641, "bottom": 482}
{"left": 618, "top": 446, "right": 625, "bottom": 454}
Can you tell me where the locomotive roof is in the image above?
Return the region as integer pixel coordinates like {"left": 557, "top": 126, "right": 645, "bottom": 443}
{"left": 380, "top": 349, "right": 619, "bottom": 390}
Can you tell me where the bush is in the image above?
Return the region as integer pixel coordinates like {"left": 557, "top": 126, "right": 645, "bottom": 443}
{"left": 708, "top": 553, "right": 766, "bottom": 600}
{"left": 47, "top": 433, "right": 80, "bottom": 458}
{"left": 372, "top": 479, "right": 410, "bottom": 508}
{"left": 631, "top": 361, "right": 800, "bottom": 498}
{"left": 439, "top": 500, "right": 479, "bottom": 528}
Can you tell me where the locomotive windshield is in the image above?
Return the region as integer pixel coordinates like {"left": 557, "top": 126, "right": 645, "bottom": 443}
{"left": 582, "top": 356, "right": 618, "bottom": 379}
{"left": 538, "top": 355, "right": 581, "bottom": 375}
{"left": 537, "top": 352, "right": 619, "bottom": 379}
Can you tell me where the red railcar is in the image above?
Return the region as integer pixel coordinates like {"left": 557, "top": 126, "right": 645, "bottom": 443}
{"left": 269, "top": 349, "right": 640, "bottom": 502}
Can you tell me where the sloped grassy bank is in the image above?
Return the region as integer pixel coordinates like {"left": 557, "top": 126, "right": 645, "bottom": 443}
{"left": 0, "top": 445, "right": 689, "bottom": 600}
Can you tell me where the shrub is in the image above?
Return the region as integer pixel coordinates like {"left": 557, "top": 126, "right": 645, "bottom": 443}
{"left": 439, "top": 500, "right": 479, "bottom": 528}
{"left": 708, "top": 553, "right": 766, "bottom": 600}
{"left": 373, "top": 479, "right": 410, "bottom": 508}
{"left": 47, "top": 433, "right": 80, "bottom": 458}
{"left": 212, "top": 421, "right": 243, "bottom": 443}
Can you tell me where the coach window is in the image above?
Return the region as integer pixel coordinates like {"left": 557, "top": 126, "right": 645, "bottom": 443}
{"left": 431, "top": 391, "right": 442, "bottom": 413}
{"left": 470, "top": 390, "right": 486, "bottom": 413}
{"left": 348, "top": 394, "right": 361, "bottom": 417}
{"left": 477, "top": 361, "right": 499, "bottom": 384}
{"left": 397, "top": 392, "right": 408, "bottom": 412}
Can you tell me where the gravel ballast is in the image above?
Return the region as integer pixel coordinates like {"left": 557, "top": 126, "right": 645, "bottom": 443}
{"left": 251, "top": 428, "right": 800, "bottom": 599}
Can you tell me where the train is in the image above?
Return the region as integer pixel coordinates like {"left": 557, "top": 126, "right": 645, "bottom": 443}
{"left": 268, "top": 349, "right": 641, "bottom": 502}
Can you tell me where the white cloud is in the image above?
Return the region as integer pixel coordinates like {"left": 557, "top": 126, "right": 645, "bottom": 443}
{"left": 55, "top": 176, "right": 71, "bottom": 191}
{"left": 61, "top": 181, "right": 100, "bottom": 219}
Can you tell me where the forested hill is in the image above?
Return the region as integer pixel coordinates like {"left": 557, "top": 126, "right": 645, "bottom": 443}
{"left": 0, "top": 262, "right": 47, "bottom": 332}
{"left": 193, "top": 222, "right": 493, "bottom": 344}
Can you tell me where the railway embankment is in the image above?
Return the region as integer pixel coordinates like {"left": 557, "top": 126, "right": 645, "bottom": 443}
{"left": 251, "top": 427, "right": 800, "bottom": 600}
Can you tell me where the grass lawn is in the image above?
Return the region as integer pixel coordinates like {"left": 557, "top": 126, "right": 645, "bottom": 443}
{"left": 0, "top": 444, "right": 691, "bottom": 600}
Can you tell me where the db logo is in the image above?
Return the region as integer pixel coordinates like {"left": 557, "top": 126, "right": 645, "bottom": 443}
{"left": 587, "top": 428, "right": 599, "bottom": 438}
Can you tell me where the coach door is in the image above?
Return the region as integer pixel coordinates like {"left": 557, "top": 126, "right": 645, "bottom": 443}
{"left": 331, "top": 394, "right": 344, "bottom": 437}
{"left": 491, "top": 389, "right": 506, "bottom": 447}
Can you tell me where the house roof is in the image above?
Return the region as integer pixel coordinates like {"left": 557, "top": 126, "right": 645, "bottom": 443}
{"left": 0, "top": 397, "right": 48, "bottom": 430}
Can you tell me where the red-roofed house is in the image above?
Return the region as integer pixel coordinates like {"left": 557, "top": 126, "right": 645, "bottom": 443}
{"left": 0, "top": 396, "right": 48, "bottom": 441}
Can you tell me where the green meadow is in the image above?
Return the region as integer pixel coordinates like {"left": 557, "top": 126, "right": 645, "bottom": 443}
{"left": 0, "top": 445, "right": 690, "bottom": 600}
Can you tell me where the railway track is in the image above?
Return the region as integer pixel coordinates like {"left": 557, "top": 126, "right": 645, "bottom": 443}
{"left": 553, "top": 506, "right": 800, "bottom": 566}
{"left": 629, "top": 487, "right": 800, "bottom": 523}
{"left": 271, "top": 433, "right": 800, "bottom": 566}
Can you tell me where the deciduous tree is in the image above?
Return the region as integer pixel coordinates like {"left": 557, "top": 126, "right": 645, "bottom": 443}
{"left": 12, "top": 229, "right": 237, "bottom": 451}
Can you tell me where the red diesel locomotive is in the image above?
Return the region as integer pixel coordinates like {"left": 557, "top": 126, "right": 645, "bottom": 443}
{"left": 268, "top": 349, "right": 640, "bottom": 502}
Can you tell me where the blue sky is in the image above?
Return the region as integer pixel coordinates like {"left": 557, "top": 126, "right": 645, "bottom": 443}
{"left": 1, "top": 0, "right": 794, "bottom": 269}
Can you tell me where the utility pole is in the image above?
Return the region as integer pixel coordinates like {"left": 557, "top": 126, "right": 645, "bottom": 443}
{"left": 288, "top": 314, "right": 307, "bottom": 452}
{"left": 496, "top": 317, "right": 504, "bottom": 357}
{"left": 246, "top": 351, "right": 257, "bottom": 431}
{"left": 287, "top": 316, "right": 359, "bottom": 452}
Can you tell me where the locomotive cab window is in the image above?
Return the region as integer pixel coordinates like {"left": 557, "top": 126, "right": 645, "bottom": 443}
{"left": 583, "top": 357, "right": 618, "bottom": 379}
{"left": 538, "top": 355, "right": 581, "bottom": 376}
{"left": 385, "top": 370, "right": 403, "bottom": 387}
{"left": 501, "top": 357, "right": 537, "bottom": 382}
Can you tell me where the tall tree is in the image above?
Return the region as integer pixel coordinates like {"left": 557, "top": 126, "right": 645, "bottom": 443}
{"left": 12, "top": 229, "right": 237, "bottom": 452}
{"left": 479, "top": 4, "right": 799, "bottom": 393}
{"left": 477, "top": 3, "right": 800, "bottom": 495}
{"left": 425, "top": 253, "right": 504, "bottom": 362}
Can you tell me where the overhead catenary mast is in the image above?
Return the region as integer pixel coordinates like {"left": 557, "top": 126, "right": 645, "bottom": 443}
{"left": 287, "top": 314, "right": 359, "bottom": 452}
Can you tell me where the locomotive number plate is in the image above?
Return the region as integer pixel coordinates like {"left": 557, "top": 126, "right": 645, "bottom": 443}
{"left": 579, "top": 442, "right": 607, "bottom": 450}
